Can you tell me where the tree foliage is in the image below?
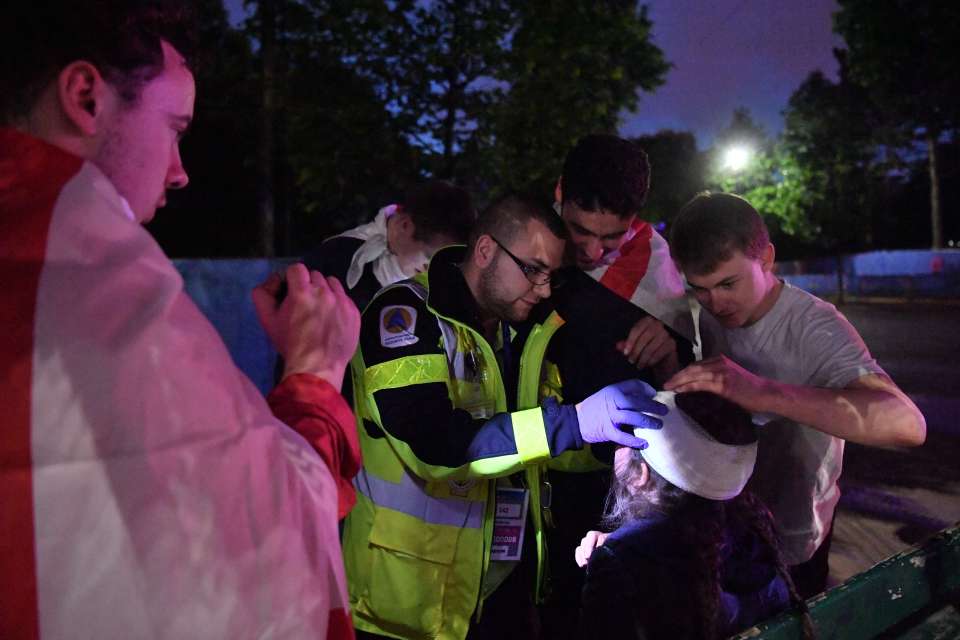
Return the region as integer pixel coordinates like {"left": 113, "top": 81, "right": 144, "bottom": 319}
{"left": 705, "top": 91, "right": 881, "bottom": 253}
{"left": 631, "top": 130, "right": 705, "bottom": 223}
{"left": 332, "top": 0, "right": 670, "bottom": 196}
{"left": 834, "top": 0, "right": 960, "bottom": 247}
{"left": 151, "top": 1, "right": 669, "bottom": 255}
{"left": 277, "top": 1, "right": 419, "bottom": 233}
{"left": 834, "top": 0, "right": 959, "bottom": 139}
{"left": 778, "top": 65, "right": 880, "bottom": 251}
{"left": 482, "top": 1, "right": 669, "bottom": 197}
{"left": 342, "top": 0, "right": 516, "bottom": 181}
{"left": 240, "top": 0, "right": 423, "bottom": 249}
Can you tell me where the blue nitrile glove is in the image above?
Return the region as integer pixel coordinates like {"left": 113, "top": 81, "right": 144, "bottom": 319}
{"left": 575, "top": 379, "right": 667, "bottom": 449}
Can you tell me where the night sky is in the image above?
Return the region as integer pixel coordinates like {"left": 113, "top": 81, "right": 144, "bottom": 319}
{"left": 225, "top": 0, "right": 844, "bottom": 148}
{"left": 622, "top": 0, "right": 844, "bottom": 146}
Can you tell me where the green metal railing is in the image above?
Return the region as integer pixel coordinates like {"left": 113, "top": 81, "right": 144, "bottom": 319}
{"left": 732, "top": 524, "right": 960, "bottom": 640}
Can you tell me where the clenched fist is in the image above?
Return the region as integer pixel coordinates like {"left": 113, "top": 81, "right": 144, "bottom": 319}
{"left": 252, "top": 263, "right": 360, "bottom": 390}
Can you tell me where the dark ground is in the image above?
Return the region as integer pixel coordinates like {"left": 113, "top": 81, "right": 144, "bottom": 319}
{"left": 828, "top": 301, "right": 960, "bottom": 583}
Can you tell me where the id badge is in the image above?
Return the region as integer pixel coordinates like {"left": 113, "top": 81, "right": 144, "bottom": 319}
{"left": 457, "top": 380, "right": 495, "bottom": 419}
{"left": 490, "top": 487, "right": 529, "bottom": 562}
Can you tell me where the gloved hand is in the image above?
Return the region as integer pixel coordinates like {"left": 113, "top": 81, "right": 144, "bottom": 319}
{"left": 575, "top": 379, "right": 666, "bottom": 449}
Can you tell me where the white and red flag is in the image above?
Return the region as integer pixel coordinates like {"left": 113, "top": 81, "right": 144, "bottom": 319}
{"left": 1, "top": 128, "right": 353, "bottom": 639}
{"left": 583, "top": 220, "right": 695, "bottom": 341}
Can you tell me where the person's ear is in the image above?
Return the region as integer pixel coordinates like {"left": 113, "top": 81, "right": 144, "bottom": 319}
{"left": 638, "top": 460, "right": 650, "bottom": 487}
{"left": 553, "top": 178, "right": 563, "bottom": 205}
{"left": 395, "top": 210, "right": 417, "bottom": 240}
{"left": 473, "top": 234, "right": 497, "bottom": 269}
{"left": 57, "top": 61, "right": 112, "bottom": 137}
{"left": 760, "top": 242, "right": 776, "bottom": 273}
{"left": 628, "top": 460, "right": 650, "bottom": 496}
{"left": 387, "top": 209, "right": 417, "bottom": 255}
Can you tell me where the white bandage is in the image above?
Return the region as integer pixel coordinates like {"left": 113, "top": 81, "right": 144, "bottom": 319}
{"left": 636, "top": 391, "right": 757, "bottom": 500}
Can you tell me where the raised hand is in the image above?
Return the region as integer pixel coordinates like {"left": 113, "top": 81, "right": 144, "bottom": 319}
{"left": 252, "top": 263, "right": 360, "bottom": 390}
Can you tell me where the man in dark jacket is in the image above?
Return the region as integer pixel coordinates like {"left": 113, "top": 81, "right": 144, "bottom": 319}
{"left": 538, "top": 134, "right": 697, "bottom": 638}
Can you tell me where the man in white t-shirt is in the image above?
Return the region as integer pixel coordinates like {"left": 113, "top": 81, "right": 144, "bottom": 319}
{"left": 663, "top": 191, "right": 926, "bottom": 598}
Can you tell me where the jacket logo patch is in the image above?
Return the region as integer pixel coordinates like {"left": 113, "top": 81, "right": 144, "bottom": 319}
{"left": 380, "top": 305, "right": 420, "bottom": 348}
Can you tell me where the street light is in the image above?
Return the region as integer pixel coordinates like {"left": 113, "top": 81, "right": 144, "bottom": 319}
{"left": 722, "top": 145, "right": 753, "bottom": 172}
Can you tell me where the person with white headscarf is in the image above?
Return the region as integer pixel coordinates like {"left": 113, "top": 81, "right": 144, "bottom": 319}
{"left": 574, "top": 391, "right": 815, "bottom": 640}
{"left": 305, "top": 180, "right": 476, "bottom": 311}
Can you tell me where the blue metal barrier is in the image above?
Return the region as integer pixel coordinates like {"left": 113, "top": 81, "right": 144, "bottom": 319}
{"left": 173, "top": 251, "right": 960, "bottom": 397}
{"left": 174, "top": 258, "right": 290, "bottom": 395}
{"left": 779, "top": 250, "right": 960, "bottom": 300}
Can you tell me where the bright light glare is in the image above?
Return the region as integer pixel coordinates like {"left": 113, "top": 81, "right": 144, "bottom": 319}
{"left": 722, "top": 145, "right": 752, "bottom": 172}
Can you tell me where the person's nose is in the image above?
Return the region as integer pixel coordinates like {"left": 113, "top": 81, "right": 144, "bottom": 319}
{"left": 584, "top": 237, "right": 603, "bottom": 261}
{"left": 167, "top": 146, "right": 189, "bottom": 190}
{"left": 695, "top": 288, "right": 715, "bottom": 310}
{"left": 709, "top": 289, "right": 736, "bottom": 312}
{"left": 533, "top": 279, "right": 552, "bottom": 299}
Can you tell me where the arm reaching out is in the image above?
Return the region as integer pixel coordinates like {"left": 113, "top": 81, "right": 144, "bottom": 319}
{"left": 664, "top": 355, "right": 926, "bottom": 448}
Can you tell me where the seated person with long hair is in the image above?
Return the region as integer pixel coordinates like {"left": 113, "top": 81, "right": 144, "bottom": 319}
{"left": 575, "top": 391, "right": 815, "bottom": 640}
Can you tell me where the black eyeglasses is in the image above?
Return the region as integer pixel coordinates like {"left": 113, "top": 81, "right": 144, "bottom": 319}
{"left": 490, "top": 236, "right": 562, "bottom": 287}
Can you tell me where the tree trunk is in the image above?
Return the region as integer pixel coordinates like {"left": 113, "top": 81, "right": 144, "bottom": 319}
{"left": 926, "top": 131, "right": 942, "bottom": 249}
{"left": 836, "top": 254, "right": 845, "bottom": 305}
{"left": 256, "top": 0, "right": 277, "bottom": 257}
{"left": 440, "top": 95, "right": 456, "bottom": 179}
{"left": 439, "top": 73, "right": 459, "bottom": 180}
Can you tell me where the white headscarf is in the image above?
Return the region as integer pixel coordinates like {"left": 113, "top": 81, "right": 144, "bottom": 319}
{"left": 333, "top": 204, "right": 427, "bottom": 289}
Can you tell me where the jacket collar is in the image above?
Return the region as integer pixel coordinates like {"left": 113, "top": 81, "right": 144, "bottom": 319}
{"left": 423, "top": 245, "right": 487, "bottom": 335}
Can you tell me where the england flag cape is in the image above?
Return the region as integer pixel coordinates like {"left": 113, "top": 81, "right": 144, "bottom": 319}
{"left": 0, "top": 128, "right": 353, "bottom": 639}
{"left": 584, "top": 219, "right": 695, "bottom": 342}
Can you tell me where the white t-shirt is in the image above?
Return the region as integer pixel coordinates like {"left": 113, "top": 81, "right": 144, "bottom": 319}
{"left": 701, "top": 282, "right": 885, "bottom": 564}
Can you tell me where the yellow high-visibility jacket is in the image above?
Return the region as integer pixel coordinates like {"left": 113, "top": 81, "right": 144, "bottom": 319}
{"left": 343, "top": 246, "right": 603, "bottom": 640}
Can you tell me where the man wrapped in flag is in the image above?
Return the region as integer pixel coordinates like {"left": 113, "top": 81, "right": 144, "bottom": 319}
{"left": 1, "top": 2, "right": 359, "bottom": 638}
{"left": 536, "top": 134, "right": 698, "bottom": 639}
